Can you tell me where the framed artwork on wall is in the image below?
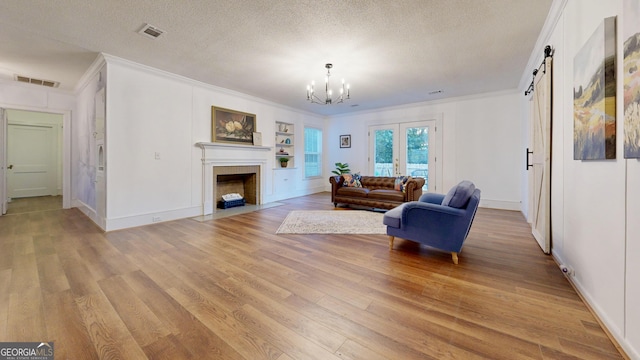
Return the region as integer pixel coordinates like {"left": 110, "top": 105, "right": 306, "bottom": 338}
{"left": 340, "top": 134, "right": 351, "bottom": 148}
{"left": 624, "top": 0, "right": 640, "bottom": 158}
{"left": 212, "top": 106, "right": 256, "bottom": 144}
{"left": 573, "top": 16, "right": 617, "bottom": 160}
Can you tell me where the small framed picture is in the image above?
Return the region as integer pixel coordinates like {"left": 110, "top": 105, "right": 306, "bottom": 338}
{"left": 340, "top": 134, "right": 351, "bottom": 148}
{"left": 252, "top": 132, "right": 262, "bottom": 146}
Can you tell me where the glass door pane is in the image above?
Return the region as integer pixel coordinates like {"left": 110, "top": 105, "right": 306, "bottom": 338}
{"left": 400, "top": 121, "right": 435, "bottom": 191}
{"left": 369, "top": 125, "right": 396, "bottom": 176}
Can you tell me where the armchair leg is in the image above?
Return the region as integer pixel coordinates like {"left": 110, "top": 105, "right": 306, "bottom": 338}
{"left": 389, "top": 236, "right": 395, "bottom": 250}
{"left": 451, "top": 252, "right": 459, "bottom": 265}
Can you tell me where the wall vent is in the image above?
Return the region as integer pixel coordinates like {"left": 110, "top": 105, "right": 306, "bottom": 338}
{"left": 138, "top": 24, "right": 165, "bottom": 39}
{"left": 14, "top": 75, "right": 60, "bottom": 88}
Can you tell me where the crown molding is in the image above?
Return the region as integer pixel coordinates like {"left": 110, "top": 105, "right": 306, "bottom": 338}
{"left": 329, "top": 88, "right": 520, "bottom": 119}
{"left": 518, "top": 0, "right": 568, "bottom": 91}
{"left": 73, "top": 53, "right": 106, "bottom": 94}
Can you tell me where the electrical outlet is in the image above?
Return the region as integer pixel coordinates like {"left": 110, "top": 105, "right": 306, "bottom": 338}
{"left": 560, "top": 265, "right": 574, "bottom": 277}
{"left": 152, "top": 216, "right": 161, "bottom": 222}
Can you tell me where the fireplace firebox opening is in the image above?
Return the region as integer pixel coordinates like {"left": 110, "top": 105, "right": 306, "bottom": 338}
{"left": 213, "top": 165, "right": 260, "bottom": 207}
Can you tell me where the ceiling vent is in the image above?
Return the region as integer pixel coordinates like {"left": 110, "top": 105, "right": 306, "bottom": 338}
{"left": 14, "top": 75, "right": 60, "bottom": 88}
{"left": 138, "top": 24, "right": 165, "bottom": 39}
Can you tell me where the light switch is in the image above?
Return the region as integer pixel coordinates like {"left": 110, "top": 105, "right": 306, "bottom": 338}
{"left": 154, "top": 152, "right": 160, "bottom": 160}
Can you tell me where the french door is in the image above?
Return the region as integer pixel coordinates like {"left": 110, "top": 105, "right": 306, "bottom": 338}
{"left": 369, "top": 121, "right": 436, "bottom": 191}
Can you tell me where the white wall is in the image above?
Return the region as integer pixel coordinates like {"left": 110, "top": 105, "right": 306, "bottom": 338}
{"left": 0, "top": 81, "right": 75, "bottom": 111}
{"left": 522, "top": 0, "right": 639, "bottom": 357}
{"left": 106, "top": 61, "right": 194, "bottom": 224}
{"left": 327, "top": 91, "right": 523, "bottom": 210}
{"left": 102, "top": 56, "right": 325, "bottom": 230}
{"left": 73, "top": 64, "right": 106, "bottom": 221}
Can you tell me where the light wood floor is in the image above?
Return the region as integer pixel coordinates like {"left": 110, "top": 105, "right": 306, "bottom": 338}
{"left": 0, "top": 193, "right": 625, "bottom": 359}
{"left": 5, "top": 195, "right": 62, "bottom": 215}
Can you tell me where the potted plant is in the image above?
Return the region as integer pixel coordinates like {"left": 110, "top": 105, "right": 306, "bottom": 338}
{"left": 279, "top": 157, "right": 289, "bottom": 168}
{"left": 331, "top": 162, "right": 350, "bottom": 175}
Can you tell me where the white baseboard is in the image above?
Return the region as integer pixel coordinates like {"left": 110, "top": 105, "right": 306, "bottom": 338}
{"left": 479, "top": 199, "right": 521, "bottom": 211}
{"left": 551, "top": 252, "right": 637, "bottom": 359}
{"left": 72, "top": 199, "right": 106, "bottom": 230}
{"left": 265, "top": 186, "right": 326, "bottom": 204}
{"left": 104, "top": 205, "right": 202, "bottom": 231}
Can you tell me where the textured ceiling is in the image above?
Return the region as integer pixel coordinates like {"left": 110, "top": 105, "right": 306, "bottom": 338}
{"left": 0, "top": 0, "right": 552, "bottom": 115}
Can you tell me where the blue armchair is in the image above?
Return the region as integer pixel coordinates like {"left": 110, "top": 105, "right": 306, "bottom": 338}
{"left": 383, "top": 181, "right": 481, "bottom": 264}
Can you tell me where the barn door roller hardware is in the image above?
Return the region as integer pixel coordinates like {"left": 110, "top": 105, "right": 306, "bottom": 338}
{"left": 524, "top": 45, "right": 554, "bottom": 96}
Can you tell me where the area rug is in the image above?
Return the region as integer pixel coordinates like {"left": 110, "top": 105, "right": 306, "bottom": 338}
{"left": 276, "top": 210, "right": 387, "bottom": 234}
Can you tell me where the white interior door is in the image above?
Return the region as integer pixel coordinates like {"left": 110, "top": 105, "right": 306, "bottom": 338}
{"left": 530, "top": 57, "right": 552, "bottom": 254}
{"left": 0, "top": 108, "right": 6, "bottom": 215}
{"left": 7, "top": 123, "right": 56, "bottom": 198}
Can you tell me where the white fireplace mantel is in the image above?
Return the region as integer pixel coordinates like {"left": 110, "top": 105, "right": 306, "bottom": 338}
{"left": 196, "top": 142, "right": 271, "bottom": 152}
{"left": 196, "top": 142, "right": 272, "bottom": 214}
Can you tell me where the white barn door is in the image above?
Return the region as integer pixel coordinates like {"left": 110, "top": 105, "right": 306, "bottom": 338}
{"left": 530, "top": 57, "right": 552, "bottom": 254}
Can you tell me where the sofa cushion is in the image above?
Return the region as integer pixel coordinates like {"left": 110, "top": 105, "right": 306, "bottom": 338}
{"left": 336, "top": 187, "right": 369, "bottom": 198}
{"left": 442, "top": 180, "right": 476, "bottom": 208}
{"left": 383, "top": 204, "right": 405, "bottom": 228}
{"left": 368, "top": 189, "right": 405, "bottom": 202}
{"left": 360, "top": 176, "right": 395, "bottom": 189}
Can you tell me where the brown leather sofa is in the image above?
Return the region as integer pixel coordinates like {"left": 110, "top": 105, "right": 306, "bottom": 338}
{"left": 330, "top": 175, "right": 425, "bottom": 210}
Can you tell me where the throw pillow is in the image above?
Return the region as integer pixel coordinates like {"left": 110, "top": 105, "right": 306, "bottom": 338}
{"left": 442, "top": 180, "right": 476, "bottom": 208}
{"left": 353, "top": 173, "right": 362, "bottom": 187}
{"left": 394, "top": 176, "right": 411, "bottom": 193}
{"left": 343, "top": 173, "right": 362, "bottom": 187}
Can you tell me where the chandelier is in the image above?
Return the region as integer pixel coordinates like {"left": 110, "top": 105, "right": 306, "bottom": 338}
{"left": 306, "top": 63, "right": 350, "bottom": 105}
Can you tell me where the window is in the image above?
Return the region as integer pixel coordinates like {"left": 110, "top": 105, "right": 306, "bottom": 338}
{"left": 304, "top": 127, "right": 322, "bottom": 178}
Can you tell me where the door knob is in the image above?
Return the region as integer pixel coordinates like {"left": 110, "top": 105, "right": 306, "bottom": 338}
{"left": 7, "top": 165, "right": 12, "bottom": 169}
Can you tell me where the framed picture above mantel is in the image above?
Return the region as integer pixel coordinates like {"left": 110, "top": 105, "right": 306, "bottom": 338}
{"left": 212, "top": 106, "right": 256, "bottom": 145}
